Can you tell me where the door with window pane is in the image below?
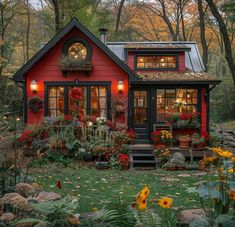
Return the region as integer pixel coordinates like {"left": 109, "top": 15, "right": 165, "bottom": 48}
{"left": 131, "top": 89, "right": 150, "bottom": 142}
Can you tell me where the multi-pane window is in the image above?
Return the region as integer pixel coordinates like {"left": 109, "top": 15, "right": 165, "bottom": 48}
{"left": 91, "top": 86, "right": 107, "bottom": 117}
{"left": 48, "top": 87, "right": 64, "bottom": 117}
{"left": 133, "top": 90, "right": 148, "bottom": 124}
{"left": 157, "top": 89, "right": 197, "bottom": 121}
{"left": 136, "top": 56, "right": 177, "bottom": 69}
{"left": 68, "top": 86, "right": 87, "bottom": 120}
{"left": 47, "top": 85, "right": 107, "bottom": 118}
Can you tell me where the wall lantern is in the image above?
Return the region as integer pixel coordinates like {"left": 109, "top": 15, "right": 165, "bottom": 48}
{"left": 30, "top": 80, "right": 38, "bottom": 93}
{"left": 118, "top": 80, "right": 124, "bottom": 93}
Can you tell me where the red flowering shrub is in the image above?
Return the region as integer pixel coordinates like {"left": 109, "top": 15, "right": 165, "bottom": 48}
{"left": 17, "top": 130, "right": 33, "bottom": 145}
{"left": 69, "top": 87, "right": 83, "bottom": 100}
{"left": 127, "top": 128, "right": 136, "bottom": 141}
{"left": 119, "top": 153, "right": 129, "bottom": 163}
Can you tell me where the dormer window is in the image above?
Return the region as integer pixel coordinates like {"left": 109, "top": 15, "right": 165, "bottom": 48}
{"left": 136, "top": 55, "right": 178, "bottom": 70}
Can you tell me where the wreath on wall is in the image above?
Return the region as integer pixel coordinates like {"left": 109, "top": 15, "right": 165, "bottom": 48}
{"left": 28, "top": 96, "right": 43, "bottom": 113}
{"left": 69, "top": 87, "right": 83, "bottom": 101}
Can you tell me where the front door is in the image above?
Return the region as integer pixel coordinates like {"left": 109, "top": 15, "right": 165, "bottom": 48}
{"left": 131, "top": 89, "right": 151, "bottom": 143}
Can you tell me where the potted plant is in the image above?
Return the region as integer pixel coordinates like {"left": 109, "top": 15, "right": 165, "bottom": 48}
{"left": 191, "top": 133, "right": 206, "bottom": 149}
{"left": 153, "top": 144, "right": 171, "bottom": 167}
{"left": 118, "top": 153, "right": 130, "bottom": 170}
{"left": 178, "top": 135, "right": 191, "bottom": 149}
{"left": 17, "top": 130, "right": 34, "bottom": 156}
{"left": 151, "top": 130, "right": 173, "bottom": 145}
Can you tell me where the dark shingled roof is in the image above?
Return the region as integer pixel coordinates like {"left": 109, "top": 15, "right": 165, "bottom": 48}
{"left": 136, "top": 70, "right": 221, "bottom": 84}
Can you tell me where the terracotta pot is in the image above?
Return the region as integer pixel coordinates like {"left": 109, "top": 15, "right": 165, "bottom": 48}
{"left": 179, "top": 138, "right": 191, "bottom": 149}
{"left": 165, "top": 166, "right": 177, "bottom": 171}
{"left": 120, "top": 162, "right": 129, "bottom": 170}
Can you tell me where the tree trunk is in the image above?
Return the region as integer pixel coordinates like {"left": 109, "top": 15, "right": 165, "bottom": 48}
{"left": 51, "top": 0, "right": 60, "bottom": 33}
{"left": 206, "top": 0, "right": 235, "bottom": 86}
{"left": 198, "top": 0, "right": 208, "bottom": 71}
{"left": 115, "top": 0, "right": 125, "bottom": 36}
{"left": 25, "top": 0, "right": 30, "bottom": 62}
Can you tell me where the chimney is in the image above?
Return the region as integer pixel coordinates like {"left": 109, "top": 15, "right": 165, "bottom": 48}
{"left": 98, "top": 28, "right": 108, "bottom": 44}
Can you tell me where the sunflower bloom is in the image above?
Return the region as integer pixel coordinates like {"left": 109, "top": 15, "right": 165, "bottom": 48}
{"left": 229, "top": 190, "right": 235, "bottom": 201}
{"left": 219, "top": 150, "right": 233, "bottom": 158}
{"left": 136, "top": 195, "right": 147, "bottom": 210}
{"left": 157, "top": 197, "right": 173, "bottom": 209}
{"left": 228, "top": 168, "right": 235, "bottom": 173}
{"left": 140, "top": 186, "right": 150, "bottom": 198}
{"left": 231, "top": 157, "right": 235, "bottom": 162}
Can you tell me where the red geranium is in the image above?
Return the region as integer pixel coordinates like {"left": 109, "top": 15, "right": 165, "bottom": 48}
{"left": 127, "top": 128, "right": 136, "bottom": 140}
{"left": 119, "top": 153, "right": 129, "bottom": 163}
{"left": 70, "top": 87, "right": 83, "bottom": 101}
{"left": 17, "top": 130, "right": 33, "bottom": 144}
{"left": 64, "top": 114, "right": 73, "bottom": 122}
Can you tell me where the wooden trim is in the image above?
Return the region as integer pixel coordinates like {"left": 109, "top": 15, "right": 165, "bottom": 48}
{"left": 134, "top": 53, "right": 179, "bottom": 71}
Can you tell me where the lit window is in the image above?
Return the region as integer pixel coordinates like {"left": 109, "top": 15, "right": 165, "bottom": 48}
{"left": 48, "top": 87, "right": 64, "bottom": 117}
{"left": 156, "top": 89, "right": 197, "bottom": 122}
{"left": 68, "top": 42, "right": 87, "bottom": 60}
{"left": 137, "top": 56, "right": 177, "bottom": 69}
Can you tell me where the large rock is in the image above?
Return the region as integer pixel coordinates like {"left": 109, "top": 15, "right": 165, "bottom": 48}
{"left": 167, "top": 152, "right": 185, "bottom": 167}
{"left": 0, "top": 212, "right": 15, "bottom": 222}
{"left": 228, "top": 141, "right": 235, "bottom": 148}
{"left": 34, "top": 191, "right": 61, "bottom": 203}
{"left": 15, "top": 183, "right": 35, "bottom": 198}
{"left": 178, "top": 209, "right": 207, "bottom": 224}
{"left": 1, "top": 193, "right": 29, "bottom": 210}
{"left": 223, "top": 135, "right": 235, "bottom": 142}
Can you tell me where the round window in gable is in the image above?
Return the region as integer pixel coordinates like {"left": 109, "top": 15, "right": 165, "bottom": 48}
{"left": 68, "top": 42, "right": 87, "bottom": 61}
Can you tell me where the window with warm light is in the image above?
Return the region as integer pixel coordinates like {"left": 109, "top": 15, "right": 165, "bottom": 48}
{"left": 68, "top": 42, "right": 87, "bottom": 60}
{"left": 136, "top": 55, "right": 177, "bottom": 70}
{"left": 156, "top": 89, "right": 197, "bottom": 122}
{"left": 47, "top": 85, "right": 107, "bottom": 119}
{"left": 48, "top": 87, "right": 65, "bottom": 117}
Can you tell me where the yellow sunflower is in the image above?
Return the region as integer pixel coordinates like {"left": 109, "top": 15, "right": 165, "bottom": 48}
{"left": 219, "top": 150, "right": 233, "bottom": 158}
{"left": 136, "top": 195, "right": 147, "bottom": 210}
{"left": 157, "top": 197, "right": 173, "bottom": 209}
{"left": 231, "top": 157, "right": 235, "bottom": 162}
{"left": 229, "top": 190, "right": 235, "bottom": 201}
{"left": 228, "top": 168, "right": 235, "bottom": 173}
{"left": 140, "top": 186, "right": 150, "bottom": 198}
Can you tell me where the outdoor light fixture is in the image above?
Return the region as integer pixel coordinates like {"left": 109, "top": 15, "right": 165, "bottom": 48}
{"left": 118, "top": 80, "right": 124, "bottom": 93}
{"left": 30, "top": 80, "right": 38, "bottom": 93}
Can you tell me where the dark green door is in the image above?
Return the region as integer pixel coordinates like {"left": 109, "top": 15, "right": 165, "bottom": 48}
{"left": 131, "top": 88, "right": 151, "bottom": 143}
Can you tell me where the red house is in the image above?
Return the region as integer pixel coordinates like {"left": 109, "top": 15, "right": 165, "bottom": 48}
{"left": 13, "top": 18, "right": 221, "bottom": 144}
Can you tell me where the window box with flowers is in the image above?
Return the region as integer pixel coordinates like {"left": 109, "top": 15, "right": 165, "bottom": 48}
{"left": 169, "top": 112, "right": 200, "bottom": 129}
{"left": 59, "top": 56, "right": 92, "bottom": 76}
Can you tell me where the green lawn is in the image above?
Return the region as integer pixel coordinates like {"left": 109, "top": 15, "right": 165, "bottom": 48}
{"left": 30, "top": 163, "right": 214, "bottom": 214}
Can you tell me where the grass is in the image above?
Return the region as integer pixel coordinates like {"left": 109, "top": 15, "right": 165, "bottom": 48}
{"left": 29, "top": 162, "right": 215, "bottom": 214}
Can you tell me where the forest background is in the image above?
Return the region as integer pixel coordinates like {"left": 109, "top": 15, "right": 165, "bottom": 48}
{"left": 1, "top": 0, "right": 235, "bottom": 123}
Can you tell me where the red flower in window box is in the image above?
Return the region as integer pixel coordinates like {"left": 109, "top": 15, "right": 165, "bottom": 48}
{"left": 64, "top": 114, "right": 73, "bottom": 122}
{"left": 69, "top": 87, "right": 83, "bottom": 101}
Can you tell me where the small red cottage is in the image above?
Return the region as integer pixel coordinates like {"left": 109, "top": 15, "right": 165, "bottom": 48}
{"left": 13, "top": 18, "right": 221, "bottom": 144}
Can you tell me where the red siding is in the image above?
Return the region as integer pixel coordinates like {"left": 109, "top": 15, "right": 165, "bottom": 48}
{"left": 26, "top": 28, "right": 129, "bottom": 124}
{"left": 126, "top": 51, "right": 186, "bottom": 72}
{"left": 201, "top": 88, "right": 207, "bottom": 134}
